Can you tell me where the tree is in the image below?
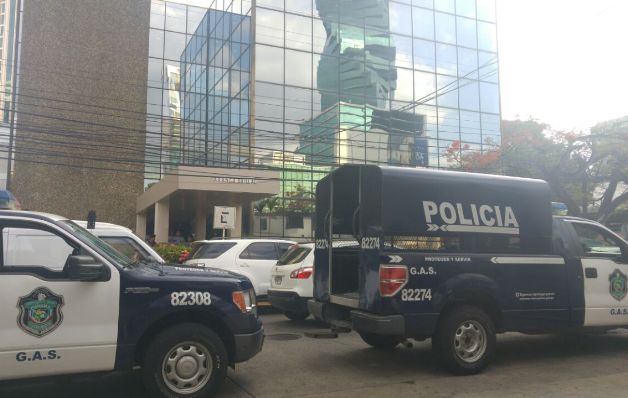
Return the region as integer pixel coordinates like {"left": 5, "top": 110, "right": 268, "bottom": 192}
{"left": 447, "top": 118, "right": 628, "bottom": 221}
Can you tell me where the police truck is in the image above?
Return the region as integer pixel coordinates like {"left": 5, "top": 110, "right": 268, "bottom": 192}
{"left": 308, "top": 165, "right": 628, "bottom": 374}
{"left": 0, "top": 211, "right": 263, "bottom": 397}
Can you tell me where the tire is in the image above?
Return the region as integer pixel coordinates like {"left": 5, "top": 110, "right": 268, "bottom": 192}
{"left": 142, "top": 323, "right": 228, "bottom": 398}
{"left": 284, "top": 310, "right": 309, "bottom": 321}
{"left": 359, "top": 332, "right": 400, "bottom": 350}
{"left": 432, "top": 305, "right": 496, "bottom": 375}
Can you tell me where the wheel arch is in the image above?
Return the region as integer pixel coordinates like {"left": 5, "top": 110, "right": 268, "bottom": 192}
{"left": 134, "top": 309, "right": 236, "bottom": 368}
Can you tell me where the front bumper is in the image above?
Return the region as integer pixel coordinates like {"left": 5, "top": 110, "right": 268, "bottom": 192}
{"left": 308, "top": 299, "right": 405, "bottom": 335}
{"left": 268, "top": 290, "right": 309, "bottom": 313}
{"left": 233, "top": 327, "right": 264, "bottom": 363}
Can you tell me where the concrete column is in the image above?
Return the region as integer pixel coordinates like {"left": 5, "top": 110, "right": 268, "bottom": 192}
{"left": 154, "top": 197, "right": 170, "bottom": 244}
{"left": 232, "top": 205, "right": 243, "bottom": 238}
{"left": 195, "top": 191, "right": 207, "bottom": 241}
{"left": 135, "top": 212, "right": 147, "bottom": 240}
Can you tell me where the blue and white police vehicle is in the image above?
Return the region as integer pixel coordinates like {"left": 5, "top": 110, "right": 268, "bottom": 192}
{"left": 0, "top": 211, "right": 263, "bottom": 397}
{"left": 308, "top": 165, "right": 628, "bottom": 374}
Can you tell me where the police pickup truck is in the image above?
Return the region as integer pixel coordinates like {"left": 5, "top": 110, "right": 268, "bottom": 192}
{"left": 0, "top": 211, "right": 263, "bottom": 397}
{"left": 308, "top": 165, "right": 628, "bottom": 374}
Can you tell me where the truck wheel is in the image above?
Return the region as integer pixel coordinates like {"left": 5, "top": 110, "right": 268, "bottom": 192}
{"left": 142, "top": 323, "right": 228, "bottom": 398}
{"left": 433, "top": 306, "right": 496, "bottom": 375}
{"left": 285, "top": 310, "right": 309, "bottom": 321}
{"left": 359, "top": 332, "right": 400, "bottom": 350}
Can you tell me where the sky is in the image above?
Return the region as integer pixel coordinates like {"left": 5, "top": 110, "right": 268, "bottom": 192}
{"left": 497, "top": 0, "right": 628, "bottom": 131}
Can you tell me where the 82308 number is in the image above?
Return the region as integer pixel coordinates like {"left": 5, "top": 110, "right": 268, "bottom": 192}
{"left": 170, "top": 291, "right": 212, "bottom": 306}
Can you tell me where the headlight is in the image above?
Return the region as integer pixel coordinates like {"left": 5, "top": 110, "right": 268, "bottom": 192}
{"left": 232, "top": 288, "right": 257, "bottom": 314}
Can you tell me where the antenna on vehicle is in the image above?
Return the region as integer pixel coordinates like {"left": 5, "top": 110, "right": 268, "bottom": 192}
{"left": 87, "top": 210, "right": 96, "bottom": 229}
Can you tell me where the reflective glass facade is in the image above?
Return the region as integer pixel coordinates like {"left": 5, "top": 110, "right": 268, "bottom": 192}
{"left": 147, "top": 0, "right": 500, "bottom": 238}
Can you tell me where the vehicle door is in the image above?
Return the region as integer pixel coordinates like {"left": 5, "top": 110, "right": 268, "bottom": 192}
{"left": 237, "top": 242, "right": 281, "bottom": 296}
{"left": 0, "top": 219, "right": 120, "bottom": 380}
{"left": 565, "top": 220, "right": 628, "bottom": 327}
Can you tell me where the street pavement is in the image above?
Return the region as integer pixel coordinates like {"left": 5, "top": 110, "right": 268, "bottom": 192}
{"left": 4, "top": 311, "right": 628, "bottom": 397}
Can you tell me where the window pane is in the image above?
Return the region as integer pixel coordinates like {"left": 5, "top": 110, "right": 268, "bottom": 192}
{"left": 413, "top": 0, "right": 433, "bottom": 8}
{"left": 413, "top": 38, "right": 435, "bottom": 72}
{"left": 286, "top": 0, "right": 312, "bottom": 15}
{"left": 456, "top": 17, "right": 477, "bottom": 48}
{"left": 150, "top": 0, "right": 165, "bottom": 29}
{"left": 478, "top": 21, "right": 497, "bottom": 52}
{"left": 435, "top": 12, "right": 455, "bottom": 44}
{"left": 437, "top": 75, "right": 458, "bottom": 108}
{"left": 285, "top": 49, "right": 312, "bottom": 88}
{"left": 187, "top": 6, "right": 206, "bottom": 34}
{"left": 149, "top": 29, "right": 164, "bottom": 58}
{"left": 476, "top": 0, "right": 496, "bottom": 22}
{"left": 479, "top": 81, "right": 499, "bottom": 113}
{"left": 459, "top": 78, "right": 479, "bottom": 111}
{"left": 257, "top": 0, "right": 283, "bottom": 10}
{"left": 165, "top": 2, "right": 187, "bottom": 33}
{"left": 3, "top": 228, "right": 74, "bottom": 270}
{"left": 192, "top": 242, "right": 237, "bottom": 259}
{"left": 479, "top": 51, "right": 499, "bottom": 82}
{"left": 414, "top": 70, "right": 436, "bottom": 104}
{"left": 434, "top": 0, "right": 455, "bottom": 13}
{"left": 100, "top": 237, "right": 153, "bottom": 262}
{"left": 456, "top": 0, "right": 476, "bottom": 18}
{"left": 241, "top": 242, "right": 278, "bottom": 259}
{"left": 256, "top": 8, "right": 284, "bottom": 46}
{"left": 164, "top": 31, "right": 187, "bottom": 61}
{"left": 436, "top": 43, "right": 457, "bottom": 75}
{"left": 412, "top": 7, "right": 434, "bottom": 40}
{"left": 390, "top": 2, "right": 412, "bottom": 35}
{"left": 286, "top": 14, "right": 312, "bottom": 51}
{"left": 458, "top": 47, "right": 478, "bottom": 78}
{"left": 255, "top": 44, "right": 284, "bottom": 84}
{"left": 393, "top": 34, "right": 413, "bottom": 68}
{"left": 395, "top": 68, "right": 414, "bottom": 101}
{"left": 313, "top": 19, "right": 328, "bottom": 53}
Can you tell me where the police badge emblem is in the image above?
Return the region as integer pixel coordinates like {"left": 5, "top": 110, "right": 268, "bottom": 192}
{"left": 609, "top": 269, "right": 628, "bottom": 302}
{"left": 17, "top": 287, "right": 65, "bottom": 337}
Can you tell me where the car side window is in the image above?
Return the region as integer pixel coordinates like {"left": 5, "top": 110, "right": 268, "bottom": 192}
{"left": 277, "top": 243, "right": 292, "bottom": 257}
{"left": 240, "top": 242, "right": 278, "bottom": 260}
{"left": 2, "top": 226, "right": 76, "bottom": 271}
{"left": 570, "top": 222, "right": 625, "bottom": 259}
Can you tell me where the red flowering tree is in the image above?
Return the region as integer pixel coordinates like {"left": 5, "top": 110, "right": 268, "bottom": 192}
{"left": 446, "top": 119, "right": 628, "bottom": 221}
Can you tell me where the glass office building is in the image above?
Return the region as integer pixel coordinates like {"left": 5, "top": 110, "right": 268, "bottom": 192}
{"left": 147, "top": 0, "right": 500, "bottom": 238}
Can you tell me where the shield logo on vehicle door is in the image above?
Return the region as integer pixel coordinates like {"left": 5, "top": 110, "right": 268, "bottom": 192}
{"left": 17, "top": 287, "right": 65, "bottom": 337}
{"left": 609, "top": 269, "right": 628, "bottom": 301}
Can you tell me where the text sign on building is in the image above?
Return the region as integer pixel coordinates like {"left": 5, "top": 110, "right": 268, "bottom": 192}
{"left": 213, "top": 206, "right": 236, "bottom": 230}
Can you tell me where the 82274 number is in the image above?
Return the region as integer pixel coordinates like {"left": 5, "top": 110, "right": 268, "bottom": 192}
{"left": 400, "top": 288, "right": 432, "bottom": 302}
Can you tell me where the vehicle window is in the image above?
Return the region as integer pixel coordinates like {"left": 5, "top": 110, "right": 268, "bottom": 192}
{"left": 571, "top": 222, "right": 624, "bottom": 258}
{"left": 2, "top": 227, "right": 75, "bottom": 271}
{"left": 61, "top": 221, "right": 133, "bottom": 268}
{"left": 277, "top": 243, "right": 292, "bottom": 257}
{"left": 192, "top": 242, "right": 237, "bottom": 259}
{"left": 240, "top": 242, "right": 278, "bottom": 260}
{"left": 277, "top": 245, "right": 312, "bottom": 265}
{"left": 99, "top": 236, "right": 154, "bottom": 263}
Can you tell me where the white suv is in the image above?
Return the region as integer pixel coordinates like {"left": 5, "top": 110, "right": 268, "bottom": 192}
{"left": 268, "top": 243, "right": 314, "bottom": 320}
{"left": 73, "top": 221, "right": 164, "bottom": 263}
{"left": 184, "top": 239, "right": 295, "bottom": 297}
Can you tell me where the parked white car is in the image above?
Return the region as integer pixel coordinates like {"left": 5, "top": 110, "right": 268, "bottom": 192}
{"left": 268, "top": 243, "right": 314, "bottom": 320}
{"left": 73, "top": 220, "right": 164, "bottom": 263}
{"left": 184, "top": 239, "right": 295, "bottom": 297}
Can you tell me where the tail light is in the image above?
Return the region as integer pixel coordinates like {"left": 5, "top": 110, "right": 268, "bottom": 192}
{"left": 232, "top": 289, "right": 257, "bottom": 314}
{"left": 290, "top": 266, "right": 313, "bottom": 279}
{"left": 379, "top": 265, "right": 408, "bottom": 297}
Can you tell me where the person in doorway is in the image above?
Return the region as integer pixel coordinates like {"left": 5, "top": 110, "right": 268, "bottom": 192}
{"left": 146, "top": 235, "right": 156, "bottom": 247}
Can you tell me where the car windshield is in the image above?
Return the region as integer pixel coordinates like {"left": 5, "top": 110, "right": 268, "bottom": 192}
{"left": 277, "top": 245, "right": 312, "bottom": 265}
{"left": 61, "top": 220, "right": 134, "bottom": 268}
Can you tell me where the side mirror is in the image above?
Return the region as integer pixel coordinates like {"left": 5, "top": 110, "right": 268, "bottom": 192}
{"left": 68, "top": 255, "right": 107, "bottom": 281}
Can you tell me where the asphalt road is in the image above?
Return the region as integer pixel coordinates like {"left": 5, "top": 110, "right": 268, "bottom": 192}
{"left": 4, "top": 311, "right": 628, "bottom": 398}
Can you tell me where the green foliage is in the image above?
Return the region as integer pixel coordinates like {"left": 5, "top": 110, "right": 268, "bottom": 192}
{"left": 154, "top": 243, "right": 190, "bottom": 264}
{"left": 449, "top": 118, "right": 628, "bottom": 221}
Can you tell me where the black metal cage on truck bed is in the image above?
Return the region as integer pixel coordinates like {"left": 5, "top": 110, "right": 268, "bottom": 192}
{"left": 313, "top": 164, "right": 553, "bottom": 307}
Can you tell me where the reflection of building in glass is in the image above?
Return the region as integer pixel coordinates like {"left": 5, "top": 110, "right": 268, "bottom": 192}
{"left": 146, "top": 0, "right": 501, "bottom": 239}
{"left": 180, "top": 7, "right": 251, "bottom": 168}
{"left": 163, "top": 64, "right": 181, "bottom": 171}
